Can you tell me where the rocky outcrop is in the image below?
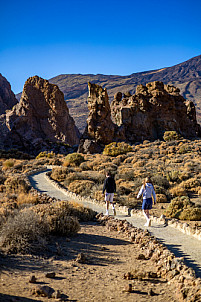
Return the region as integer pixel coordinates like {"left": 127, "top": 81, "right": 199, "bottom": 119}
{"left": 79, "top": 81, "right": 201, "bottom": 153}
{"left": 78, "top": 83, "right": 116, "bottom": 153}
{"left": 1, "top": 76, "right": 80, "bottom": 154}
{"left": 0, "top": 74, "right": 18, "bottom": 114}
{"left": 86, "top": 82, "right": 115, "bottom": 144}
{"left": 111, "top": 81, "right": 201, "bottom": 142}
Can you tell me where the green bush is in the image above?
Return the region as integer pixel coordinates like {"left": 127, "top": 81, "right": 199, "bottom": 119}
{"left": 36, "top": 151, "right": 55, "bottom": 159}
{"left": 164, "top": 196, "right": 197, "bottom": 220}
{"left": 166, "top": 170, "right": 180, "bottom": 182}
{"left": 178, "top": 144, "right": 191, "bottom": 154}
{"left": 103, "top": 142, "right": 133, "bottom": 157}
{"left": 3, "top": 159, "right": 14, "bottom": 169}
{"left": 64, "top": 153, "right": 84, "bottom": 166}
{"left": 163, "top": 131, "right": 181, "bottom": 142}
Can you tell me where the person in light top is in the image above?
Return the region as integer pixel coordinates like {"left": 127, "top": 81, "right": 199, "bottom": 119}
{"left": 137, "top": 176, "right": 156, "bottom": 227}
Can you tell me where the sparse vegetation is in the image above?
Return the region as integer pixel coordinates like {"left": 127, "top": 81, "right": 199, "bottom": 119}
{"left": 36, "top": 151, "right": 55, "bottom": 159}
{"left": 163, "top": 131, "right": 181, "bottom": 141}
{"left": 0, "top": 137, "right": 201, "bottom": 256}
{"left": 47, "top": 138, "right": 201, "bottom": 217}
{"left": 103, "top": 142, "right": 133, "bottom": 157}
{"left": 64, "top": 153, "right": 84, "bottom": 166}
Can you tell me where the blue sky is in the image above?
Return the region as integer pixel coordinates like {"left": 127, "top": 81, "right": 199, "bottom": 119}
{"left": 1, "top": 0, "right": 201, "bottom": 93}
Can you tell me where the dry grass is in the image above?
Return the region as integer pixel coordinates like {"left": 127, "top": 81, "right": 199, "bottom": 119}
{"left": 16, "top": 192, "right": 39, "bottom": 206}
{"left": 68, "top": 180, "right": 95, "bottom": 196}
{"left": 0, "top": 208, "right": 48, "bottom": 254}
{"left": 49, "top": 138, "right": 201, "bottom": 221}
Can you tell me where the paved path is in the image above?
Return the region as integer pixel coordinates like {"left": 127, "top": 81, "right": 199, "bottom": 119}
{"left": 29, "top": 170, "right": 201, "bottom": 278}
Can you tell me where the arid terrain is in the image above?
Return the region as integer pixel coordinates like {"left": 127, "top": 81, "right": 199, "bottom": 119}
{"left": 0, "top": 135, "right": 201, "bottom": 301}
{"left": 0, "top": 220, "right": 178, "bottom": 302}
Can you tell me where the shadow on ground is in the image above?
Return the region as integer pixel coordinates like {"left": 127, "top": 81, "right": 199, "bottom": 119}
{"left": 0, "top": 222, "right": 131, "bottom": 272}
{"left": 157, "top": 240, "right": 201, "bottom": 278}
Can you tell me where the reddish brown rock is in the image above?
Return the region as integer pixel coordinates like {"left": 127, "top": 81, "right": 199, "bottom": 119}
{"left": 111, "top": 81, "right": 201, "bottom": 143}
{"left": 78, "top": 82, "right": 117, "bottom": 153}
{"left": 79, "top": 81, "right": 201, "bottom": 153}
{"left": 0, "top": 73, "right": 17, "bottom": 115}
{"left": 3, "top": 76, "right": 80, "bottom": 153}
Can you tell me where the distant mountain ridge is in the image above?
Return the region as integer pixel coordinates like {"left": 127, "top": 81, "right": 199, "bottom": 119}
{"left": 17, "top": 55, "right": 201, "bottom": 132}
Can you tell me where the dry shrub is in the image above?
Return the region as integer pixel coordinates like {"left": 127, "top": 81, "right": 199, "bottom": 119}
{"left": 51, "top": 167, "right": 69, "bottom": 182}
{"left": 163, "top": 131, "right": 181, "bottom": 141}
{"left": 103, "top": 142, "right": 133, "bottom": 157}
{"left": 197, "top": 187, "right": 201, "bottom": 196}
{"left": 118, "top": 185, "right": 132, "bottom": 195}
{"left": 36, "top": 151, "right": 55, "bottom": 159}
{"left": 4, "top": 177, "right": 29, "bottom": 194}
{"left": 166, "top": 170, "right": 180, "bottom": 182}
{"left": 156, "top": 194, "right": 168, "bottom": 203}
{"left": 0, "top": 209, "right": 48, "bottom": 254}
{"left": 64, "top": 153, "right": 84, "bottom": 167}
{"left": 133, "top": 160, "right": 145, "bottom": 168}
{"left": 2, "top": 159, "right": 15, "bottom": 170}
{"left": 154, "top": 185, "right": 166, "bottom": 194}
{"left": 152, "top": 174, "right": 169, "bottom": 189}
{"left": 164, "top": 196, "right": 194, "bottom": 219}
{"left": 127, "top": 193, "right": 141, "bottom": 208}
{"left": 117, "top": 167, "right": 134, "bottom": 181}
{"left": 0, "top": 173, "right": 6, "bottom": 184}
{"left": 0, "top": 202, "right": 17, "bottom": 227}
{"left": 178, "top": 144, "right": 191, "bottom": 154}
{"left": 96, "top": 163, "right": 118, "bottom": 174}
{"left": 169, "top": 185, "right": 187, "bottom": 197}
{"left": 178, "top": 171, "right": 192, "bottom": 181}
{"left": 179, "top": 208, "right": 201, "bottom": 221}
{"left": 17, "top": 193, "right": 39, "bottom": 206}
{"left": 94, "top": 190, "right": 105, "bottom": 202}
{"left": 33, "top": 200, "right": 95, "bottom": 223}
{"left": 68, "top": 180, "right": 95, "bottom": 196}
{"left": 79, "top": 161, "right": 91, "bottom": 171}
{"left": 182, "top": 178, "right": 200, "bottom": 190}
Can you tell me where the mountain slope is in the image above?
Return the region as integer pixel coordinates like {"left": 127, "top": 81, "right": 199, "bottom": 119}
{"left": 17, "top": 55, "right": 201, "bottom": 132}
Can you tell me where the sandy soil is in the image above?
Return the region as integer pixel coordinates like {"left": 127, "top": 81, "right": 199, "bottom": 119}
{"left": 0, "top": 221, "right": 177, "bottom": 302}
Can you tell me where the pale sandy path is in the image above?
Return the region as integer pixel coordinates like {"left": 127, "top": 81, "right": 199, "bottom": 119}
{"left": 29, "top": 169, "right": 201, "bottom": 278}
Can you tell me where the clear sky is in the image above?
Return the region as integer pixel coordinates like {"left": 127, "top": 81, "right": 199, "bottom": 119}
{"left": 1, "top": 0, "right": 201, "bottom": 93}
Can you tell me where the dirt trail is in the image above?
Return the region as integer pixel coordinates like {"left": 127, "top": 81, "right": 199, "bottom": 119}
{"left": 0, "top": 222, "right": 177, "bottom": 302}
{"left": 29, "top": 170, "right": 201, "bottom": 278}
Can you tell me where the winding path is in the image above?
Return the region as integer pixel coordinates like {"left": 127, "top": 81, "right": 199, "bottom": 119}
{"left": 29, "top": 169, "right": 201, "bottom": 278}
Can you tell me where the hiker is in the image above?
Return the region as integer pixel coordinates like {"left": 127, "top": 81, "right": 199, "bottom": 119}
{"left": 137, "top": 176, "right": 156, "bottom": 227}
{"left": 102, "top": 171, "right": 116, "bottom": 216}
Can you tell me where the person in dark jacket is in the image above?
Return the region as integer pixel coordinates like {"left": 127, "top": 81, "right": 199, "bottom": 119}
{"left": 102, "top": 171, "right": 116, "bottom": 216}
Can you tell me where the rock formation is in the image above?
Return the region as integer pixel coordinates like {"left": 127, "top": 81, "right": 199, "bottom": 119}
{"left": 0, "top": 73, "right": 18, "bottom": 114}
{"left": 1, "top": 76, "right": 80, "bottom": 154}
{"left": 78, "top": 82, "right": 116, "bottom": 153}
{"left": 111, "top": 81, "right": 201, "bottom": 142}
{"left": 79, "top": 81, "right": 201, "bottom": 153}
{"left": 86, "top": 82, "right": 115, "bottom": 144}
